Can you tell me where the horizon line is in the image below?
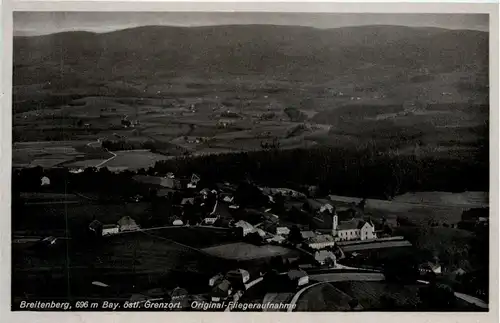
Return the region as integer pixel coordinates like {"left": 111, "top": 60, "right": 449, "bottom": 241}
{"left": 14, "top": 23, "right": 489, "bottom": 37}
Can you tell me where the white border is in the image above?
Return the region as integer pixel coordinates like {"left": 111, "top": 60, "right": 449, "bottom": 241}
{"left": 1, "top": 2, "right": 498, "bottom": 323}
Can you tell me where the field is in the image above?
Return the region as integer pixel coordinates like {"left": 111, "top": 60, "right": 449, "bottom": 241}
{"left": 143, "top": 227, "right": 239, "bottom": 249}
{"left": 202, "top": 242, "right": 299, "bottom": 260}
{"left": 295, "top": 283, "right": 354, "bottom": 311}
{"left": 14, "top": 201, "right": 151, "bottom": 234}
{"left": 99, "top": 150, "right": 173, "bottom": 171}
{"left": 340, "top": 241, "right": 413, "bottom": 252}
{"left": 12, "top": 230, "right": 232, "bottom": 302}
{"left": 329, "top": 191, "right": 488, "bottom": 226}
{"left": 331, "top": 281, "right": 421, "bottom": 309}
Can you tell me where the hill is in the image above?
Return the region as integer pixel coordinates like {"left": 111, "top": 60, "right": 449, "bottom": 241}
{"left": 12, "top": 25, "right": 489, "bottom": 161}
{"left": 13, "top": 25, "right": 488, "bottom": 110}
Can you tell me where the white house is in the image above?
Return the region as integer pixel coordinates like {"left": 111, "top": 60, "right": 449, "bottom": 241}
{"left": 203, "top": 215, "right": 220, "bottom": 225}
{"left": 306, "top": 234, "right": 336, "bottom": 250}
{"left": 173, "top": 219, "right": 184, "bottom": 226}
{"left": 266, "top": 235, "right": 286, "bottom": 244}
{"left": 102, "top": 224, "right": 120, "bottom": 236}
{"left": 276, "top": 227, "right": 290, "bottom": 236}
{"left": 41, "top": 176, "right": 51, "bottom": 186}
{"left": 287, "top": 269, "right": 309, "bottom": 287}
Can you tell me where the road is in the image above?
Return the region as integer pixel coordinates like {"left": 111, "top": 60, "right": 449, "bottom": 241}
{"left": 85, "top": 138, "right": 118, "bottom": 169}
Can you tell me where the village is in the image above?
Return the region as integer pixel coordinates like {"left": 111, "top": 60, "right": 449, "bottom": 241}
{"left": 13, "top": 169, "right": 489, "bottom": 312}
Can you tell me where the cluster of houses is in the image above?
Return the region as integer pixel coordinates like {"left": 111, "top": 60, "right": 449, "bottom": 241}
{"left": 89, "top": 215, "right": 141, "bottom": 236}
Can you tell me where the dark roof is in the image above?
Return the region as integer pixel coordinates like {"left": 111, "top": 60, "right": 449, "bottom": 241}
{"left": 118, "top": 216, "right": 137, "bottom": 226}
{"left": 103, "top": 224, "right": 118, "bottom": 229}
{"left": 336, "top": 219, "right": 359, "bottom": 230}
{"left": 287, "top": 269, "right": 307, "bottom": 280}
{"left": 89, "top": 220, "right": 102, "bottom": 229}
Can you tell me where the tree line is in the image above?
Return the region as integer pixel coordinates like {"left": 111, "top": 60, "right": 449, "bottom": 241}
{"left": 13, "top": 145, "right": 488, "bottom": 201}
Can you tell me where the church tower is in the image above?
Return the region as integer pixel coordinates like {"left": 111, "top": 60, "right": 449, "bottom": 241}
{"left": 332, "top": 212, "right": 338, "bottom": 237}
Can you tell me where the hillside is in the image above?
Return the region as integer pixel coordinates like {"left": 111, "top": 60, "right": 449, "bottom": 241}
{"left": 13, "top": 25, "right": 488, "bottom": 109}
{"left": 12, "top": 24, "right": 489, "bottom": 162}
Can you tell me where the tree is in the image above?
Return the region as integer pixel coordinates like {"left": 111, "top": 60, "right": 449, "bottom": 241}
{"left": 383, "top": 253, "right": 419, "bottom": 283}
{"left": 418, "top": 283, "right": 457, "bottom": 310}
{"left": 288, "top": 225, "right": 303, "bottom": 245}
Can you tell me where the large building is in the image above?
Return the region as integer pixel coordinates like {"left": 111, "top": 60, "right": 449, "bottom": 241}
{"left": 332, "top": 214, "right": 376, "bottom": 241}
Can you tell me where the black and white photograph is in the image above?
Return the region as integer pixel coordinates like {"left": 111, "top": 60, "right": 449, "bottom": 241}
{"left": 10, "top": 9, "right": 493, "bottom": 313}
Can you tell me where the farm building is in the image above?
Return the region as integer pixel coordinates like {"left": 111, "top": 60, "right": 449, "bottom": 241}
{"left": 203, "top": 214, "right": 220, "bottom": 225}
{"left": 118, "top": 216, "right": 140, "bottom": 232}
{"left": 226, "top": 269, "right": 251, "bottom": 285}
{"left": 133, "top": 175, "right": 183, "bottom": 189}
{"left": 300, "top": 231, "right": 316, "bottom": 240}
{"left": 306, "top": 234, "right": 336, "bottom": 250}
{"left": 181, "top": 198, "right": 195, "bottom": 206}
{"left": 40, "top": 176, "right": 51, "bottom": 186}
{"left": 89, "top": 220, "right": 103, "bottom": 234}
{"left": 267, "top": 235, "right": 286, "bottom": 245}
{"left": 419, "top": 261, "right": 442, "bottom": 275}
{"left": 211, "top": 279, "right": 232, "bottom": 302}
{"left": 209, "top": 274, "right": 224, "bottom": 287}
{"left": 277, "top": 226, "right": 290, "bottom": 235}
{"left": 234, "top": 220, "right": 254, "bottom": 236}
{"left": 102, "top": 224, "right": 120, "bottom": 236}
{"left": 287, "top": 269, "right": 309, "bottom": 287}
{"left": 42, "top": 236, "right": 57, "bottom": 245}
{"left": 305, "top": 199, "right": 335, "bottom": 214}
{"left": 314, "top": 250, "right": 336, "bottom": 266}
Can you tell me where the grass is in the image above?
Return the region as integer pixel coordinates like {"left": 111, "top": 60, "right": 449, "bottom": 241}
{"left": 332, "top": 281, "right": 420, "bottom": 309}
{"left": 12, "top": 230, "right": 231, "bottom": 300}
{"left": 100, "top": 150, "right": 172, "bottom": 170}
{"left": 202, "top": 242, "right": 298, "bottom": 261}
{"left": 144, "top": 227, "right": 239, "bottom": 249}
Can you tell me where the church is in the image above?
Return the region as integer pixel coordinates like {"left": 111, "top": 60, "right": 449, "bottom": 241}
{"left": 332, "top": 213, "right": 377, "bottom": 242}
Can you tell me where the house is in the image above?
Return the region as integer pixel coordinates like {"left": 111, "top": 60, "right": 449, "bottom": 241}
{"left": 173, "top": 219, "right": 184, "bottom": 226}
{"left": 209, "top": 273, "right": 224, "bottom": 287}
{"left": 133, "top": 175, "right": 182, "bottom": 189}
{"left": 267, "top": 235, "right": 286, "bottom": 245}
{"left": 181, "top": 198, "right": 195, "bottom": 206}
{"left": 300, "top": 231, "right": 316, "bottom": 240}
{"left": 89, "top": 219, "right": 103, "bottom": 233}
{"left": 234, "top": 220, "right": 254, "bottom": 236}
{"left": 226, "top": 269, "right": 251, "bottom": 285}
{"left": 304, "top": 199, "right": 335, "bottom": 215}
{"left": 203, "top": 215, "right": 220, "bottom": 225}
{"left": 287, "top": 269, "right": 309, "bottom": 287}
{"left": 332, "top": 214, "right": 376, "bottom": 241}
{"left": 211, "top": 279, "right": 232, "bottom": 302}
{"left": 419, "top": 261, "right": 442, "bottom": 275}
{"left": 277, "top": 227, "right": 290, "bottom": 236}
{"left": 42, "top": 236, "right": 57, "bottom": 245}
{"left": 314, "top": 250, "right": 336, "bottom": 266}
{"left": 40, "top": 176, "right": 51, "bottom": 186}
{"left": 118, "top": 216, "right": 140, "bottom": 232}
{"left": 170, "top": 287, "right": 188, "bottom": 302}
{"left": 102, "top": 224, "right": 120, "bottom": 236}
{"left": 306, "top": 234, "right": 336, "bottom": 250}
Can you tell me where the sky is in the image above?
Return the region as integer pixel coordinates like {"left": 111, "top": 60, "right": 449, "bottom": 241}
{"left": 14, "top": 12, "right": 489, "bottom": 36}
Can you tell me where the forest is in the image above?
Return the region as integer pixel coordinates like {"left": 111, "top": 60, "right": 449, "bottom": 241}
{"left": 13, "top": 145, "right": 488, "bottom": 200}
